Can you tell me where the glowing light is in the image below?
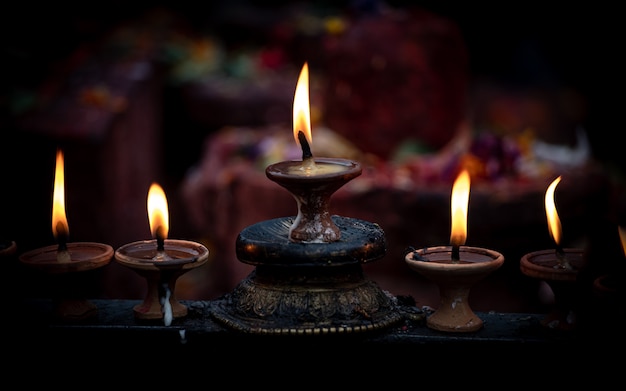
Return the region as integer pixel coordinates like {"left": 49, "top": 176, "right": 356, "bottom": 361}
{"left": 618, "top": 225, "right": 626, "bottom": 257}
{"left": 545, "top": 176, "right": 562, "bottom": 246}
{"left": 148, "top": 183, "right": 169, "bottom": 241}
{"left": 52, "top": 149, "right": 69, "bottom": 240}
{"left": 293, "top": 62, "right": 312, "bottom": 149}
{"left": 450, "top": 169, "right": 470, "bottom": 246}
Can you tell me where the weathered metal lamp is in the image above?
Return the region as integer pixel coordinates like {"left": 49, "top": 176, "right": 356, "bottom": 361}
{"left": 210, "top": 63, "right": 406, "bottom": 334}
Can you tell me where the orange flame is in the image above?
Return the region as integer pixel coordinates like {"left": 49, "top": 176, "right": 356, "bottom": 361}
{"left": 545, "top": 176, "right": 562, "bottom": 246}
{"left": 293, "top": 62, "right": 312, "bottom": 149}
{"left": 147, "top": 183, "right": 169, "bottom": 241}
{"left": 52, "top": 149, "right": 69, "bottom": 240}
{"left": 450, "top": 169, "right": 470, "bottom": 246}
{"left": 618, "top": 226, "right": 626, "bottom": 257}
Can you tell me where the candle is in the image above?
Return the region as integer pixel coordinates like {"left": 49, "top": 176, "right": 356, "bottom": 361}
{"left": 19, "top": 149, "right": 113, "bottom": 320}
{"left": 450, "top": 169, "right": 470, "bottom": 261}
{"left": 522, "top": 175, "right": 583, "bottom": 275}
{"left": 115, "top": 182, "right": 209, "bottom": 325}
{"left": 147, "top": 182, "right": 169, "bottom": 256}
{"left": 545, "top": 175, "right": 571, "bottom": 269}
{"left": 405, "top": 169, "right": 504, "bottom": 332}
{"left": 519, "top": 175, "right": 585, "bottom": 330}
{"left": 52, "top": 149, "right": 70, "bottom": 262}
{"left": 19, "top": 149, "right": 113, "bottom": 272}
{"left": 265, "top": 62, "right": 362, "bottom": 243}
{"left": 273, "top": 62, "right": 356, "bottom": 177}
{"left": 292, "top": 62, "right": 316, "bottom": 173}
{"left": 409, "top": 169, "right": 498, "bottom": 264}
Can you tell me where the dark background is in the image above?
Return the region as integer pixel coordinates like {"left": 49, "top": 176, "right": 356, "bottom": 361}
{"left": 3, "top": 1, "right": 622, "bottom": 168}
{"left": 1, "top": 1, "right": 623, "bottom": 307}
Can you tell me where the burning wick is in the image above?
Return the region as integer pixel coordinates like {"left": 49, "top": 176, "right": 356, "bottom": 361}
{"left": 55, "top": 225, "right": 71, "bottom": 263}
{"left": 55, "top": 222, "right": 68, "bottom": 252}
{"left": 293, "top": 62, "right": 316, "bottom": 172}
{"left": 451, "top": 245, "right": 460, "bottom": 262}
{"left": 147, "top": 182, "right": 172, "bottom": 261}
{"left": 297, "top": 130, "right": 316, "bottom": 171}
{"left": 298, "top": 130, "right": 313, "bottom": 160}
{"left": 545, "top": 176, "right": 572, "bottom": 270}
{"left": 152, "top": 227, "right": 172, "bottom": 262}
{"left": 450, "top": 169, "right": 470, "bottom": 263}
{"left": 52, "top": 148, "right": 70, "bottom": 263}
{"left": 555, "top": 243, "right": 565, "bottom": 260}
{"left": 155, "top": 227, "right": 166, "bottom": 252}
{"left": 555, "top": 245, "right": 572, "bottom": 270}
{"left": 152, "top": 226, "right": 173, "bottom": 262}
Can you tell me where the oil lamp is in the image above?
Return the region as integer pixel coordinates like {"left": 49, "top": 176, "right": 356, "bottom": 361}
{"left": 590, "top": 225, "right": 626, "bottom": 329}
{"left": 210, "top": 62, "right": 408, "bottom": 334}
{"left": 405, "top": 169, "right": 505, "bottom": 332}
{"left": 115, "top": 182, "right": 209, "bottom": 325}
{"left": 265, "top": 62, "right": 361, "bottom": 243}
{"left": 520, "top": 175, "right": 585, "bottom": 330}
{"left": 0, "top": 239, "right": 17, "bottom": 303}
{"left": 0, "top": 239, "right": 16, "bottom": 258}
{"left": 19, "top": 149, "right": 113, "bottom": 321}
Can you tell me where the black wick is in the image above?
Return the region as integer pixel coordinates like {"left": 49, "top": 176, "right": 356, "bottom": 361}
{"left": 155, "top": 226, "right": 166, "bottom": 252}
{"left": 452, "top": 244, "right": 460, "bottom": 262}
{"left": 55, "top": 221, "right": 68, "bottom": 252}
{"left": 297, "top": 130, "right": 313, "bottom": 160}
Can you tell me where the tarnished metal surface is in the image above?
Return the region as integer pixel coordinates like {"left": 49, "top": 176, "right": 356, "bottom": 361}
{"left": 235, "top": 216, "right": 387, "bottom": 266}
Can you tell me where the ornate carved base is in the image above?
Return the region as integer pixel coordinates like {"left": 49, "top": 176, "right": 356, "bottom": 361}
{"left": 211, "top": 264, "right": 404, "bottom": 335}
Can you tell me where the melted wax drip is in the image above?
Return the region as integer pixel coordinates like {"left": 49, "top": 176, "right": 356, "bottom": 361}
{"left": 160, "top": 283, "right": 173, "bottom": 326}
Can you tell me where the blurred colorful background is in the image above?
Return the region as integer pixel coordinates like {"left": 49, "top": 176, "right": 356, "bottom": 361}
{"left": 2, "top": 1, "right": 623, "bottom": 313}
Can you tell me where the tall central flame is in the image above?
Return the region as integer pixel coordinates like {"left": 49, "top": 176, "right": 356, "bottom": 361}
{"left": 545, "top": 176, "right": 562, "bottom": 246}
{"left": 293, "top": 62, "right": 312, "bottom": 149}
{"left": 450, "top": 169, "right": 470, "bottom": 246}
{"left": 52, "top": 149, "right": 69, "bottom": 240}
{"left": 148, "top": 183, "right": 169, "bottom": 241}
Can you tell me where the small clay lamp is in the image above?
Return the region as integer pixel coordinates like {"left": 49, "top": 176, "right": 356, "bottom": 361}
{"left": 0, "top": 239, "right": 16, "bottom": 258}
{"left": 405, "top": 169, "right": 505, "bottom": 332}
{"left": 19, "top": 149, "right": 113, "bottom": 321}
{"left": 520, "top": 176, "right": 585, "bottom": 330}
{"left": 115, "top": 183, "right": 209, "bottom": 325}
{"left": 1, "top": 239, "right": 17, "bottom": 301}
{"left": 590, "top": 225, "right": 626, "bottom": 327}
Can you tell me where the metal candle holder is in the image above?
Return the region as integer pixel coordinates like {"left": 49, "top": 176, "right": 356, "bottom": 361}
{"left": 210, "top": 158, "right": 406, "bottom": 334}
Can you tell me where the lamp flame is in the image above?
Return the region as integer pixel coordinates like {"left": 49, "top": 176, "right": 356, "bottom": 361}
{"left": 450, "top": 169, "right": 470, "bottom": 246}
{"left": 52, "top": 149, "right": 69, "bottom": 240}
{"left": 545, "top": 176, "right": 562, "bottom": 246}
{"left": 148, "top": 183, "right": 169, "bottom": 241}
{"left": 618, "top": 226, "right": 626, "bottom": 257}
{"left": 293, "top": 62, "right": 312, "bottom": 149}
